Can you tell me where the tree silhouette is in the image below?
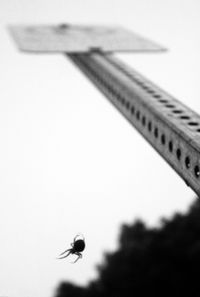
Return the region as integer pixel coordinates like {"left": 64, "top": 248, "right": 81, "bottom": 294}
{"left": 55, "top": 198, "right": 200, "bottom": 297}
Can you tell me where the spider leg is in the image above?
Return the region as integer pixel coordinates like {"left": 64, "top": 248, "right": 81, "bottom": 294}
{"left": 72, "top": 234, "right": 85, "bottom": 246}
{"left": 75, "top": 233, "right": 85, "bottom": 241}
{"left": 73, "top": 252, "right": 82, "bottom": 263}
{"left": 57, "top": 249, "right": 71, "bottom": 259}
{"left": 59, "top": 248, "right": 71, "bottom": 256}
{"left": 73, "top": 235, "right": 79, "bottom": 243}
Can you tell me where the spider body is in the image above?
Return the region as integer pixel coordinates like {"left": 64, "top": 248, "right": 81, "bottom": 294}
{"left": 71, "top": 239, "right": 85, "bottom": 253}
{"left": 57, "top": 235, "right": 85, "bottom": 263}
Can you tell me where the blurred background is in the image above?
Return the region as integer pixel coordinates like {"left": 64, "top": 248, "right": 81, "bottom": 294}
{"left": 0, "top": 0, "right": 200, "bottom": 297}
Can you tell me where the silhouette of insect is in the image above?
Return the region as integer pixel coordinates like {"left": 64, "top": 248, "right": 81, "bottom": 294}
{"left": 57, "top": 234, "right": 85, "bottom": 263}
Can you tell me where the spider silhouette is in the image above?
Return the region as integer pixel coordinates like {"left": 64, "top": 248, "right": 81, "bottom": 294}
{"left": 57, "top": 234, "right": 85, "bottom": 263}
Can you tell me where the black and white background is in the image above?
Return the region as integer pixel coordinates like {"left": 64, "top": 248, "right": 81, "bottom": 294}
{"left": 0, "top": 0, "right": 200, "bottom": 296}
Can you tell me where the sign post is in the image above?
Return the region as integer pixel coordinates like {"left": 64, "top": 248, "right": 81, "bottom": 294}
{"left": 9, "top": 23, "right": 200, "bottom": 196}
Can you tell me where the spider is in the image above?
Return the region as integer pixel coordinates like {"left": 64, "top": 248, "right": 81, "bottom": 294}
{"left": 57, "top": 234, "right": 85, "bottom": 263}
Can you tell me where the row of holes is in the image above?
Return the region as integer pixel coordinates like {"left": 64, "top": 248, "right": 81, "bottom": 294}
{"left": 104, "top": 56, "right": 200, "bottom": 133}
{"left": 114, "top": 87, "right": 200, "bottom": 179}
{"left": 78, "top": 56, "right": 200, "bottom": 180}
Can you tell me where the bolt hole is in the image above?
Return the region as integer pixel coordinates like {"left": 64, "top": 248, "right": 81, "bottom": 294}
{"left": 168, "top": 141, "right": 173, "bottom": 152}
{"left": 154, "top": 127, "right": 158, "bottom": 138}
{"left": 180, "top": 115, "right": 190, "bottom": 120}
{"left": 126, "top": 101, "right": 130, "bottom": 109}
{"left": 118, "top": 95, "right": 122, "bottom": 102}
{"left": 185, "top": 156, "right": 191, "bottom": 169}
{"left": 159, "top": 99, "right": 168, "bottom": 103}
{"left": 161, "top": 134, "right": 166, "bottom": 145}
{"left": 131, "top": 106, "right": 135, "bottom": 115}
{"left": 142, "top": 86, "right": 149, "bottom": 90}
{"left": 194, "top": 165, "right": 200, "bottom": 178}
{"left": 196, "top": 128, "right": 200, "bottom": 132}
{"left": 148, "top": 121, "right": 152, "bottom": 132}
{"left": 188, "top": 122, "right": 199, "bottom": 126}
{"left": 117, "top": 95, "right": 121, "bottom": 102}
{"left": 136, "top": 111, "right": 140, "bottom": 120}
{"left": 153, "top": 94, "right": 161, "bottom": 98}
{"left": 176, "top": 148, "right": 181, "bottom": 160}
{"left": 89, "top": 46, "right": 102, "bottom": 52}
{"left": 172, "top": 110, "right": 183, "bottom": 114}
{"left": 146, "top": 89, "right": 155, "bottom": 94}
{"left": 58, "top": 23, "right": 70, "bottom": 30}
{"left": 166, "top": 104, "right": 175, "bottom": 108}
{"left": 142, "top": 116, "right": 146, "bottom": 126}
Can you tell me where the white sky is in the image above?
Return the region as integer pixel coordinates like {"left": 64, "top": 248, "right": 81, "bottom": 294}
{"left": 0, "top": 0, "right": 200, "bottom": 297}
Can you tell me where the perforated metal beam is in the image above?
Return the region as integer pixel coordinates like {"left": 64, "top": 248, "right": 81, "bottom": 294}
{"left": 68, "top": 53, "right": 200, "bottom": 196}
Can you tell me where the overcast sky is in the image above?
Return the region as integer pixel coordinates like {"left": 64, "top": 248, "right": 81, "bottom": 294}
{"left": 0, "top": 1, "right": 200, "bottom": 297}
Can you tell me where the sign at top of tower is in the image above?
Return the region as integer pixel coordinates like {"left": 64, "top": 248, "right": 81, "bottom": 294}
{"left": 9, "top": 24, "right": 166, "bottom": 53}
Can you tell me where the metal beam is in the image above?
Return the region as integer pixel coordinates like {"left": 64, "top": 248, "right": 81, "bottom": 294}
{"left": 68, "top": 52, "right": 200, "bottom": 196}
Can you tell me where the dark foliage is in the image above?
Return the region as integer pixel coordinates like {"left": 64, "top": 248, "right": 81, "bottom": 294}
{"left": 55, "top": 199, "right": 200, "bottom": 297}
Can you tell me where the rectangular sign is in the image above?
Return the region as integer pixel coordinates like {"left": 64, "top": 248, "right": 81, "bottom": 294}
{"left": 9, "top": 24, "right": 166, "bottom": 53}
